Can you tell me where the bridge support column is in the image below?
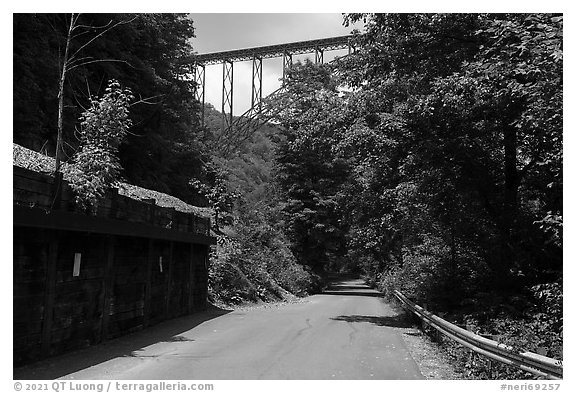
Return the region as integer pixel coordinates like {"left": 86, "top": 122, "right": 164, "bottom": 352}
{"left": 251, "top": 56, "right": 263, "bottom": 112}
{"left": 222, "top": 59, "right": 234, "bottom": 133}
{"left": 193, "top": 63, "right": 206, "bottom": 126}
{"left": 282, "top": 51, "right": 292, "bottom": 85}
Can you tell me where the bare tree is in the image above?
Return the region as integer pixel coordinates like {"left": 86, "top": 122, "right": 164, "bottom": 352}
{"left": 54, "top": 13, "right": 136, "bottom": 173}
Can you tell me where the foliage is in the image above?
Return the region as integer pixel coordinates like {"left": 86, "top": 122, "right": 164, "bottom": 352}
{"left": 63, "top": 80, "right": 133, "bottom": 210}
{"left": 267, "top": 13, "right": 562, "bottom": 370}
{"left": 436, "top": 279, "right": 562, "bottom": 379}
{"left": 190, "top": 165, "right": 239, "bottom": 231}
{"left": 208, "top": 213, "right": 315, "bottom": 305}
{"left": 409, "top": 13, "right": 564, "bottom": 283}
{"left": 200, "top": 103, "right": 317, "bottom": 304}
{"left": 234, "top": 206, "right": 317, "bottom": 297}
{"left": 378, "top": 235, "right": 490, "bottom": 309}
{"left": 13, "top": 14, "right": 61, "bottom": 150}
{"left": 268, "top": 60, "right": 351, "bottom": 273}
{"left": 269, "top": 12, "right": 561, "bottom": 290}
{"left": 14, "top": 14, "right": 563, "bottom": 361}
{"left": 13, "top": 13, "right": 204, "bottom": 204}
{"left": 208, "top": 235, "right": 259, "bottom": 304}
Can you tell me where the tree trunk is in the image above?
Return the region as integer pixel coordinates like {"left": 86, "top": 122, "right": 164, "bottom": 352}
{"left": 496, "top": 123, "right": 519, "bottom": 286}
{"left": 54, "top": 14, "right": 74, "bottom": 173}
{"left": 450, "top": 220, "right": 457, "bottom": 273}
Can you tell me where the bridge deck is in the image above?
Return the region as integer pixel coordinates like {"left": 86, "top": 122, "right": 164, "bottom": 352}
{"left": 193, "top": 35, "right": 351, "bottom": 64}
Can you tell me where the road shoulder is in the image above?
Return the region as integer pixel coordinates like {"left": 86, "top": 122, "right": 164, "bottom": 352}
{"left": 386, "top": 304, "right": 466, "bottom": 379}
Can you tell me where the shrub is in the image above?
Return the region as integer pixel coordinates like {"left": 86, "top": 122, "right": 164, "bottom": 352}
{"left": 425, "top": 280, "right": 562, "bottom": 379}
{"left": 378, "top": 234, "right": 489, "bottom": 310}
{"left": 63, "top": 80, "right": 133, "bottom": 211}
{"left": 207, "top": 219, "right": 315, "bottom": 305}
{"left": 208, "top": 259, "right": 258, "bottom": 304}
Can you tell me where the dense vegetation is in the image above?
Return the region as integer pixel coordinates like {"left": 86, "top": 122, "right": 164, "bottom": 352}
{"left": 200, "top": 104, "right": 319, "bottom": 304}
{"left": 13, "top": 12, "right": 315, "bottom": 303}
{"left": 266, "top": 13, "right": 563, "bottom": 377}
{"left": 14, "top": 13, "right": 562, "bottom": 377}
{"left": 14, "top": 14, "right": 206, "bottom": 204}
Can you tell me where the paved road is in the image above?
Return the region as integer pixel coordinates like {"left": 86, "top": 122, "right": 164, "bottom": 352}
{"left": 14, "top": 279, "right": 422, "bottom": 380}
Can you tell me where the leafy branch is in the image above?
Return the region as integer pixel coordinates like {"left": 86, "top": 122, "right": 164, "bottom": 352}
{"left": 63, "top": 80, "right": 134, "bottom": 212}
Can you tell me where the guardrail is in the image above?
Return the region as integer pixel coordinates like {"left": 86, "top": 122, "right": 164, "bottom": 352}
{"left": 393, "top": 290, "right": 563, "bottom": 379}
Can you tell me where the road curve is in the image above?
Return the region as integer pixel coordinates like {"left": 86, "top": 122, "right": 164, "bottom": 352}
{"left": 14, "top": 279, "right": 423, "bottom": 380}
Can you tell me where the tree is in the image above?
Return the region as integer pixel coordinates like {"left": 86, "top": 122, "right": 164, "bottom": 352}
{"left": 268, "top": 60, "right": 352, "bottom": 272}
{"left": 54, "top": 13, "right": 135, "bottom": 173}
{"left": 267, "top": 13, "right": 562, "bottom": 295}
{"left": 13, "top": 14, "right": 204, "bottom": 204}
{"left": 190, "top": 165, "right": 239, "bottom": 231}
{"left": 404, "top": 14, "right": 563, "bottom": 284}
{"left": 63, "top": 80, "right": 133, "bottom": 211}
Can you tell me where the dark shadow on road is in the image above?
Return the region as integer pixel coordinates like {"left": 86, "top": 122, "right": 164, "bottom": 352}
{"left": 324, "top": 272, "right": 360, "bottom": 281}
{"left": 322, "top": 290, "right": 383, "bottom": 297}
{"left": 327, "top": 285, "right": 371, "bottom": 291}
{"left": 13, "top": 304, "right": 231, "bottom": 380}
{"left": 331, "top": 314, "right": 415, "bottom": 328}
{"left": 322, "top": 278, "right": 383, "bottom": 298}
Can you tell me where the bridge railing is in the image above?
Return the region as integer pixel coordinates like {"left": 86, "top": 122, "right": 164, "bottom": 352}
{"left": 192, "top": 35, "right": 351, "bottom": 65}
{"left": 393, "top": 290, "right": 563, "bottom": 380}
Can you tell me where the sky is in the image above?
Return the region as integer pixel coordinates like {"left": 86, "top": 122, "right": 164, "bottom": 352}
{"left": 189, "top": 13, "right": 364, "bottom": 115}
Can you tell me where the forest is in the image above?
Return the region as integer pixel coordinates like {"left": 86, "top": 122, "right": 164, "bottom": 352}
{"left": 13, "top": 13, "right": 562, "bottom": 378}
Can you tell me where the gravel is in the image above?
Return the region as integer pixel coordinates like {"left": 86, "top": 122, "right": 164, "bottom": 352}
{"left": 401, "top": 327, "right": 466, "bottom": 379}
{"left": 13, "top": 143, "right": 212, "bottom": 218}
{"left": 384, "top": 302, "right": 466, "bottom": 379}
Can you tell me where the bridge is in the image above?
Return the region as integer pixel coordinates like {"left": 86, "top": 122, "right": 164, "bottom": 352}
{"left": 191, "top": 35, "right": 354, "bottom": 155}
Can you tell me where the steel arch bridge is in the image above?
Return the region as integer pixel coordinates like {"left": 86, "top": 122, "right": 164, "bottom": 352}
{"left": 191, "top": 35, "right": 353, "bottom": 155}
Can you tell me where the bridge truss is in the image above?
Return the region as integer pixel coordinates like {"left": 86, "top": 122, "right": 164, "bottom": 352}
{"left": 191, "top": 35, "right": 353, "bottom": 155}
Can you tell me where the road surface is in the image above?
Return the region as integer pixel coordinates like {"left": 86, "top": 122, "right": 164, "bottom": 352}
{"left": 14, "top": 278, "right": 423, "bottom": 380}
